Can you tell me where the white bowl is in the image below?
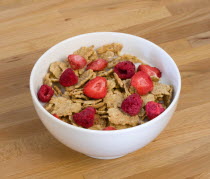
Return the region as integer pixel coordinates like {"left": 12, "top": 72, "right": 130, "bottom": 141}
{"left": 30, "top": 32, "right": 181, "bottom": 159}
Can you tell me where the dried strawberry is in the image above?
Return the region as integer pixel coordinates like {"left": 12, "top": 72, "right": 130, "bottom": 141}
{"left": 86, "top": 59, "right": 108, "bottom": 71}
{"left": 131, "top": 71, "right": 153, "bottom": 95}
{"left": 53, "top": 114, "right": 60, "bottom": 119}
{"left": 73, "top": 107, "right": 96, "bottom": 128}
{"left": 137, "top": 65, "right": 161, "bottom": 78}
{"left": 114, "top": 61, "right": 135, "bottom": 79}
{"left": 103, "top": 126, "right": 116, "bottom": 130}
{"left": 37, "top": 85, "right": 54, "bottom": 102}
{"left": 145, "top": 101, "right": 165, "bottom": 120}
{"left": 68, "top": 54, "right": 87, "bottom": 70}
{"left": 121, "top": 94, "right": 143, "bottom": 116}
{"left": 83, "top": 76, "right": 107, "bottom": 99}
{"left": 59, "top": 68, "right": 78, "bottom": 87}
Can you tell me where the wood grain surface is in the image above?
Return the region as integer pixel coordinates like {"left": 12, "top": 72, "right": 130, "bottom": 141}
{"left": 0, "top": 0, "right": 210, "bottom": 178}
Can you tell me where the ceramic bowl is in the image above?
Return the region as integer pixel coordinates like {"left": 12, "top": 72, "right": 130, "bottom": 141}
{"left": 30, "top": 32, "right": 181, "bottom": 159}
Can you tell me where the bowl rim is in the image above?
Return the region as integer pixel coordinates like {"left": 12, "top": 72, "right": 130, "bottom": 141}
{"left": 30, "top": 32, "right": 181, "bottom": 134}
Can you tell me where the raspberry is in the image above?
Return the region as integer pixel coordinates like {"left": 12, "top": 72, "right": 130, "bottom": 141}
{"left": 114, "top": 61, "right": 135, "bottom": 79}
{"left": 59, "top": 68, "right": 78, "bottom": 87}
{"left": 121, "top": 93, "right": 143, "bottom": 116}
{"left": 73, "top": 107, "right": 96, "bottom": 128}
{"left": 145, "top": 101, "right": 165, "bottom": 120}
{"left": 37, "top": 85, "right": 54, "bottom": 102}
{"left": 103, "top": 126, "right": 116, "bottom": 130}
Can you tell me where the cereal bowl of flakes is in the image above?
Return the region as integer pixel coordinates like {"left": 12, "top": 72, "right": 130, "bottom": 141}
{"left": 30, "top": 32, "right": 181, "bottom": 159}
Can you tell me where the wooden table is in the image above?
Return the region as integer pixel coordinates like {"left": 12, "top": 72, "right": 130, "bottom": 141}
{"left": 1, "top": 0, "right": 210, "bottom": 178}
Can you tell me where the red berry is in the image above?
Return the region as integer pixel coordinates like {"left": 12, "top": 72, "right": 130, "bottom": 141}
{"left": 131, "top": 71, "right": 153, "bottom": 95}
{"left": 73, "top": 107, "right": 96, "bottom": 128}
{"left": 59, "top": 68, "right": 78, "bottom": 87}
{"left": 137, "top": 65, "right": 161, "bottom": 78}
{"left": 53, "top": 114, "right": 60, "bottom": 119}
{"left": 103, "top": 126, "right": 116, "bottom": 130}
{"left": 114, "top": 61, "right": 135, "bottom": 79}
{"left": 121, "top": 93, "right": 143, "bottom": 116}
{"left": 83, "top": 76, "right": 107, "bottom": 99}
{"left": 37, "top": 85, "right": 54, "bottom": 102}
{"left": 68, "top": 54, "right": 87, "bottom": 70}
{"left": 86, "top": 59, "right": 108, "bottom": 71}
{"left": 145, "top": 101, "right": 165, "bottom": 120}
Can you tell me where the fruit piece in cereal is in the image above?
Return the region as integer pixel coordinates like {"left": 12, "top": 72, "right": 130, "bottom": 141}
{"left": 114, "top": 61, "right": 135, "bottom": 79}
{"left": 137, "top": 65, "right": 161, "bottom": 79}
{"left": 68, "top": 54, "right": 87, "bottom": 70}
{"left": 38, "top": 85, "right": 54, "bottom": 102}
{"left": 75, "top": 69, "right": 96, "bottom": 88}
{"left": 49, "top": 61, "right": 68, "bottom": 79}
{"left": 103, "top": 126, "right": 116, "bottom": 130}
{"left": 141, "top": 93, "right": 155, "bottom": 106}
{"left": 121, "top": 94, "right": 143, "bottom": 116}
{"left": 73, "top": 107, "right": 96, "bottom": 128}
{"left": 104, "top": 90, "right": 124, "bottom": 108}
{"left": 145, "top": 101, "right": 165, "bottom": 120}
{"left": 73, "top": 46, "right": 98, "bottom": 63}
{"left": 87, "top": 59, "right": 108, "bottom": 71}
{"left": 83, "top": 76, "right": 107, "bottom": 99}
{"left": 108, "top": 108, "right": 139, "bottom": 126}
{"left": 49, "top": 97, "right": 82, "bottom": 116}
{"left": 131, "top": 71, "right": 153, "bottom": 95}
{"left": 59, "top": 68, "right": 78, "bottom": 87}
{"left": 53, "top": 113, "right": 60, "bottom": 119}
{"left": 96, "top": 43, "right": 123, "bottom": 55}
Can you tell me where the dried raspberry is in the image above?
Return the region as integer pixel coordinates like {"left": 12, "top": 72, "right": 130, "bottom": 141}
{"left": 114, "top": 61, "right": 135, "bottom": 79}
{"left": 121, "top": 93, "right": 143, "bottom": 116}
{"left": 73, "top": 107, "right": 96, "bottom": 128}
{"left": 103, "top": 126, "right": 116, "bottom": 130}
{"left": 59, "top": 68, "right": 78, "bottom": 87}
{"left": 37, "top": 85, "right": 54, "bottom": 102}
{"left": 145, "top": 101, "right": 165, "bottom": 120}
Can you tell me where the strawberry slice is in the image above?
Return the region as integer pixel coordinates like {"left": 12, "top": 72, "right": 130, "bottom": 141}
{"left": 86, "top": 59, "right": 108, "bottom": 71}
{"left": 103, "top": 126, "right": 116, "bottom": 130}
{"left": 131, "top": 71, "right": 153, "bottom": 95}
{"left": 68, "top": 54, "right": 87, "bottom": 70}
{"left": 137, "top": 65, "right": 161, "bottom": 78}
{"left": 83, "top": 76, "right": 107, "bottom": 99}
{"left": 53, "top": 114, "right": 60, "bottom": 119}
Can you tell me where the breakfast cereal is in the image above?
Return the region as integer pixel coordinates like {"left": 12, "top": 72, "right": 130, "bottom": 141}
{"left": 37, "top": 43, "right": 173, "bottom": 130}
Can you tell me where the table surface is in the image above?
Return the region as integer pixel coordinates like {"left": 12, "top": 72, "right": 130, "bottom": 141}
{"left": 1, "top": 0, "right": 210, "bottom": 178}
